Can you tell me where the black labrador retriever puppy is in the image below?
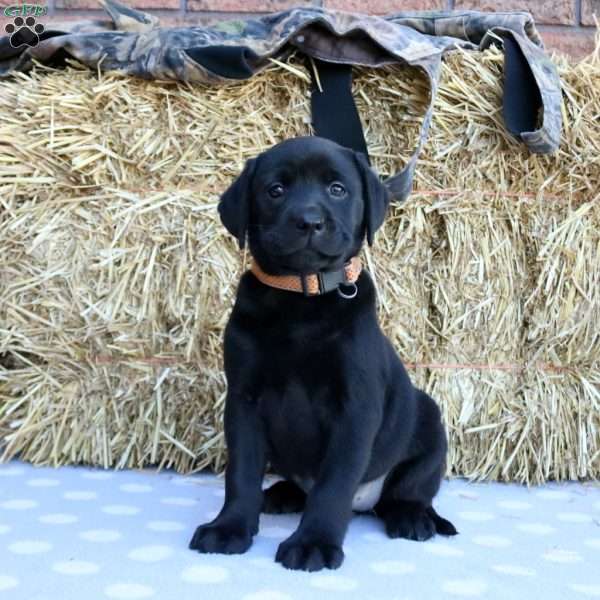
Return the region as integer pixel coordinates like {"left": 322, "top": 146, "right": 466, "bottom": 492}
{"left": 189, "top": 136, "right": 457, "bottom": 571}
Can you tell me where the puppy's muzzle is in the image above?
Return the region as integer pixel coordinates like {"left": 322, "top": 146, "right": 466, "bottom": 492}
{"left": 293, "top": 206, "right": 325, "bottom": 235}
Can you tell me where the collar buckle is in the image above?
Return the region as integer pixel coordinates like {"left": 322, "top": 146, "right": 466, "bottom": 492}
{"left": 317, "top": 263, "right": 351, "bottom": 295}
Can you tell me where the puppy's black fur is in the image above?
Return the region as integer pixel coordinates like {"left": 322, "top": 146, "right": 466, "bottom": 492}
{"left": 189, "top": 136, "right": 457, "bottom": 571}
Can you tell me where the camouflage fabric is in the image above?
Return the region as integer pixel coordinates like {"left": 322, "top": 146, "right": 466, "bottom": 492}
{"left": 0, "top": 0, "right": 562, "bottom": 201}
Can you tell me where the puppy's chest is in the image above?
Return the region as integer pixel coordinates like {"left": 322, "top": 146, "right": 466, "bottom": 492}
{"left": 258, "top": 377, "right": 334, "bottom": 439}
{"left": 247, "top": 327, "right": 350, "bottom": 474}
{"left": 257, "top": 375, "right": 337, "bottom": 473}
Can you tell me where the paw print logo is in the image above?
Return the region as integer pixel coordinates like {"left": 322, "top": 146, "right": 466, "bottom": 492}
{"left": 5, "top": 16, "right": 45, "bottom": 48}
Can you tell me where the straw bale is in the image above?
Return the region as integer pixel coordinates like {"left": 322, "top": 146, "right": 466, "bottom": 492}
{"left": 420, "top": 191, "right": 529, "bottom": 481}
{"left": 524, "top": 201, "right": 600, "bottom": 365}
{"left": 513, "top": 197, "right": 600, "bottom": 482}
{"left": 515, "top": 369, "right": 600, "bottom": 482}
{"left": 1, "top": 37, "right": 599, "bottom": 482}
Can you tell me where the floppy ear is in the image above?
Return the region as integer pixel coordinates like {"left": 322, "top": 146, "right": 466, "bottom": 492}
{"left": 353, "top": 152, "right": 390, "bottom": 246}
{"left": 218, "top": 157, "right": 258, "bottom": 249}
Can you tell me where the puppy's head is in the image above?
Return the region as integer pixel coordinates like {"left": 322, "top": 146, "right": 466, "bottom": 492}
{"left": 219, "top": 136, "right": 389, "bottom": 274}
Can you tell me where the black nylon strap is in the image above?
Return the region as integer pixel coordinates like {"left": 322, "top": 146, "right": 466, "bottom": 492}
{"left": 502, "top": 35, "right": 542, "bottom": 139}
{"left": 309, "top": 58, "right": 370, "bottom": 163}
{"left": 185, "top": 45, "right": 259, "bottom": 79}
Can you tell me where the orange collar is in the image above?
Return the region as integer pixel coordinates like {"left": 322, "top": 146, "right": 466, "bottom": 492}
{"left": 250, "top": 256, "right": 362, "bottom": 297}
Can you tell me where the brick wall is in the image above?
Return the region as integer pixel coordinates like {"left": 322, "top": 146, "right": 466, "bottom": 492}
{"left": 4, "top": 0, "right": 599, "bottom": 58}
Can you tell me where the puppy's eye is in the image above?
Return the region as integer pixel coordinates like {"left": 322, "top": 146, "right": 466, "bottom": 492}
{"left": 268, "top": 183, "right": 284, "bottom": 198}
{"left": 329, "top": 182, "right": 346, "bottom": 197}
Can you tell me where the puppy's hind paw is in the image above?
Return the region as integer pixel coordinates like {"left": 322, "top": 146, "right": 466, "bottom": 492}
{"left": 189, "top": 521, "right": 252, "bottom": 555}
{"left": 379, "top": 501, "right": 437, "bottom": 542}
{"left": 427, "top": 507, "right": 458, "bottom": 536}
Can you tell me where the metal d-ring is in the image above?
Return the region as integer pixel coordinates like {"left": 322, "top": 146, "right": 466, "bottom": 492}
{"left": 337, "top": 282, "right": 358, "bottom": 299}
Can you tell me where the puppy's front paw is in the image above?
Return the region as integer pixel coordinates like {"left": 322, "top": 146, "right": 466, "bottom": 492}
{"left": 379, "top": 501, "right": 436, "bottom": 541}
{"left": 275, "top": 533, "right": 344, "bottom": 571}
{"left": 189, "top": 521, "right": 252, "bottom": 555}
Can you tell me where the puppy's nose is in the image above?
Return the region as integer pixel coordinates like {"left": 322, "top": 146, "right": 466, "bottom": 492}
{"left": 295, "top": 208, "right": 325, "bottom": 233}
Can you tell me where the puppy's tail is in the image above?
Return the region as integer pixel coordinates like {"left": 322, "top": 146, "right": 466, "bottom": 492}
{"left": 427, "top": 507, "right": 458, "bottom": 536}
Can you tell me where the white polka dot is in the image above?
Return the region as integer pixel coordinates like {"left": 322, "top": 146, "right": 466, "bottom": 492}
{"left": 457, "top": 511, "right": 495, "bottom": 522}
{"left": 0, "top": 466, "right": 24, "bottom": 477}
{"left": 8, "top": 540, "right": 53, "bottom": 554}
{"left": 517, "top": 523, "right": 557, "bottom": 535}
{"left": 105, "top": 583, "right": 155, "bottom": 599}
{"left": 0, "top": 525, "right": 11, "bottom": 535}
{"left": 39, "top": 513, "right": 79, "bottom": 525}
{"left": 80, "top": 529, "right": 122, "bottom": 543}
{"left": 584, "top": 538, "right": 600, "bottom": 549}
{"left": 160, "top": 497, "right": 198, "bottom": 507}
{"left": 119, "top": 484, "right": 153, "bottom": 494}
{"left": 369, "top": 560, "right": 416, "bottom": 575}
{"left": 423, "top": 543, "right": 465, "bottom": 557}
{"left": 146, "top": 521, "right": 185, "bottom": 532}
{"left": 128, "top": 545, "right": 173, "bottom": 562}
{"left": 259, "top": 526, "right": 293, "bottom": 539}
{"left": 310, "top": 574, "right": 358, "bottom": 591}
{"left": 52, "top": 561, "right": 100, "bottom": 575}
{"left": 442, "top": 579, "right": 488, "bottom": 596}
{"left": 0, "top": 575, "right": 18, "bottom": 591}
{"left": 212, "top": 488, "right": 225, "bottom": 497}
{"left": 0, "top": 499, "right": 38, "bottom": 510}
{"left": 169, "top": 476, "right": 191, "bottom": 486}
{"left": 557, "top": 512, "right": 592, "bottom": 523}
{"left": 81, "top": 471, "right": 113, "bottom": 480}
{"left": 492, "top": 564, "right": 536, "bottom": 576}
{"left": 472, "top": 535, "right": 512, "bottom": 548}
{"left": 570, "top": 584, "right": 600, "bottom": 597}
{"left": 241, "top": 591, "right": 293, "bottom": 600}
{"left": 63, "top": 491, "right": 97, "bottom": 501}
{"left": 543, "top": 549, "right": 583, "bottom": 563}
{"left": 27, "top": 478, "right": 60, "bottom": 488}
{"left": 536, "top": 489, "right": 571, "bottom": 501}
{"left": 181, "top": 565, "right": 229, "bottom": 584}
{"left": 102, "top": 505, "right": 140, "bottom": 516}
{"left": 497, "top": 500, "right": 533, "bottom": 510}
{"left": 248, "top": 557, "right": 277, "bottom": 569}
